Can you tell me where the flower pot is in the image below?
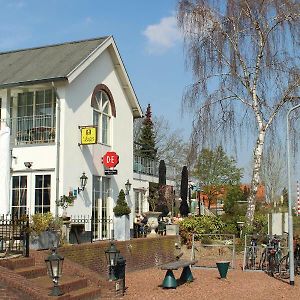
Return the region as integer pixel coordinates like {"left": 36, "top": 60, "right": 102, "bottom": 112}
{"left": 114, "top": 215, "right": 130, "bottom": 241}
{"left": 145, "top": 212, "right": 161, "bottom": 236}
{"left": 30, "top": 231, "right": 60, "bottom": 250}
{"left": 216, "top": 261, "right": 230, "bottom": 279}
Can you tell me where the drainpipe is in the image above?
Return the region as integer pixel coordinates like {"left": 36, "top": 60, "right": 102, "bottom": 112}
{"left": 52, "top": 82, "right": 61, "bottom": 218}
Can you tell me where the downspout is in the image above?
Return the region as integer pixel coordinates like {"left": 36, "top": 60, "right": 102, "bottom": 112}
{"left": 52, "top": 82, "right": 61, "bottom": 217}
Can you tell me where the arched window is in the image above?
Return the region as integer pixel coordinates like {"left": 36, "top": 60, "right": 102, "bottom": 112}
{"left": 91, "top": 84, "right": 115, "bottom": 145}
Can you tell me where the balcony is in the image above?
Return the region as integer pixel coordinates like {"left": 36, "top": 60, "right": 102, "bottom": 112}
{"left": 133, "top": 155, "right": 176, "bottom": 181}
{"left": 1, "top": 115, "right": 56, "bottom": 145}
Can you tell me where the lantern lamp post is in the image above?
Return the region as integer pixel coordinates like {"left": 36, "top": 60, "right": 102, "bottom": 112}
{"left": 45, "top": 248, "right": 64, "bottom": 296}
{"left": 105, "top": 242, "right": 120, "bottom": 281}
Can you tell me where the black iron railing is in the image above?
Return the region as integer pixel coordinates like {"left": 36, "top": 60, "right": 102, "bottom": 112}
{"left": 0, "top": 215, "right": 29, "bottom": 257}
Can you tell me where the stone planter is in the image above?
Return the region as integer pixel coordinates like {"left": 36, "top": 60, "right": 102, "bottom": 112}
{"left": 114, "top": 215, "right": 130, "bottom": 241}
{"left": 145, "top": 211, "right": 161, "bottom": 236}
{"left": 30, "top": 231, "right": 60, "bottom": 250}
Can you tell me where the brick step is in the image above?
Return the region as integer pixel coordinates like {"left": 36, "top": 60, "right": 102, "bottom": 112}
{"left": 15, "top": 265, "right": 47, "bottom": 278}
{"left": 67, "top": 286, "right": 101, "bottom": 300}
{"left": 30, "top": 275, "right": 88, "bottom": 294}
{"left": 0, "top": 257, "right": 35, "bottom": 270}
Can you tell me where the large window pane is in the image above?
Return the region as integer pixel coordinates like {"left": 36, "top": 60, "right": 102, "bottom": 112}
{"left": 35, "top": 175, "right": 51, "bottom": 213}
{"left": 11, "top": 175, "right": 27, "bottom": 218}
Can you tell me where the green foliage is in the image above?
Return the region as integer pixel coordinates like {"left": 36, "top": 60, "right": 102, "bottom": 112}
{"left": 136, "top": 104, "right": 157, "bottom": 159}
{"left": 193, "top": 146, "right": 243, "bottom": 208}
{"left": 113, "top": 189, "right": 131, "bottom": 217}
{"left": 179, "top": 216, "right": 226, "bottom": 245}
{"left": 56, "top": 194, "right": 76, "bottom": 209}
{"left": 223, "top": 185, "right": 246, "bottom": 215}
{"left": 30, "top": 212, "right": 63, "bottom": 236}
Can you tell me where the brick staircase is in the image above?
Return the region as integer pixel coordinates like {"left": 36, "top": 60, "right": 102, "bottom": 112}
{"left": 0, "top": 256, "right": 102, "bottom": 299}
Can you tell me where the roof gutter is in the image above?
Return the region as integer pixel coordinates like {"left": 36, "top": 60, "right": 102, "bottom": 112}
{"left": 0, "top": 77, "right": 67, "bottom": 89}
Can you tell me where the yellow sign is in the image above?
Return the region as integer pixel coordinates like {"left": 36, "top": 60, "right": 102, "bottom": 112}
{"left": 80, "top": 126, "right": 97, "bottom": 145}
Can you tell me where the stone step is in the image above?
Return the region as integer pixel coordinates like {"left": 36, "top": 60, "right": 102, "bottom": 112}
{"left": 0, "top": 256, "right": 35, "bottom": 270}
{"left": 15, "top": 265, "right": 47, "bottom": 278}
{"left": 30, "top": 275, "right": 88, "bottom": 294}
{"left": 67, "top": 286, "right": 101, "bottom": 300}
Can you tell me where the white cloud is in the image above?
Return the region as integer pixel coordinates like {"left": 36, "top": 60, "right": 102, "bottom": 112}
{"left": 143, "top": 15, "right": 182, "bottom": 55}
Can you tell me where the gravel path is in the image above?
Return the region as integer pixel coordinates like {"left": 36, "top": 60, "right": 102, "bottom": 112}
{"left": 124, "top": 267, "right": 300, "bottom": 300}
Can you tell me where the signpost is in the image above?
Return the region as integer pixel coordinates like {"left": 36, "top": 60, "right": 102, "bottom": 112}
{"left": 79, "top": 126, "right": 97, "bottom": 145}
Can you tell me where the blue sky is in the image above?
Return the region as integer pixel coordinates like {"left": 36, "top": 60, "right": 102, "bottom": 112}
{"left": 0, "top": 0, "right": 192, "bottom": 137}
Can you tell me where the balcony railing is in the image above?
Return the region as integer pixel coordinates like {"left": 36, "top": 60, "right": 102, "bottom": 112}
{"left": 1, "top": 115, "right": 56, "bottom": 145}
{"left": 133, "top": 155, "right": 176, "bottom": 180}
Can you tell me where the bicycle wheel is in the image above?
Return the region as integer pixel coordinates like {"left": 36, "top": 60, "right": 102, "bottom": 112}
{"left": 279, "top": 255, "right": 290, "bottom": 279}
{"left": 246, "top": 248, "right": 254, "bottom": 270}
{"left": 259, "top": 250, "right": 267, "bottom": 271}
{"left": 268, "top": 255, "right": 276, "bottom": 276}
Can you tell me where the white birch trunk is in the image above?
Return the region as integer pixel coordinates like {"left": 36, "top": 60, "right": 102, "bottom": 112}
{"left": 246, "top": 130, "right": 266, "bottom": 225}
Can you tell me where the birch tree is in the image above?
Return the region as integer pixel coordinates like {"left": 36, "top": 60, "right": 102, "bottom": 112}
{"left": 177, "top": 0, "right": 300, "bottom": 224}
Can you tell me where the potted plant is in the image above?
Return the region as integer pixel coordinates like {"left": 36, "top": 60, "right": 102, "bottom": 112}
{"left": 113, "top": 189, "right": 131, "bottom": 241}
{"left": 29, "top": 212, "right": 63, "bottom": 250}
{"left": 56, "top": 194, "right": 76, "bottom": 220}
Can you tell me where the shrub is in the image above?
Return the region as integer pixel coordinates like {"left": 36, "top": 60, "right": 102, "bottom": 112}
{"left": 179, "top": 216, "right": 226, "bottom": 246}
{"left": 113, "top": 189, "right": 131, "bottom": 217}
{"left": 30, "top": 212, "right": 63, "bottom": 236}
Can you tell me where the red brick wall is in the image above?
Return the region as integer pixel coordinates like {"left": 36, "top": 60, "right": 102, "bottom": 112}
{"left": 58, "top": 236, "right": 177, "bottom": 275}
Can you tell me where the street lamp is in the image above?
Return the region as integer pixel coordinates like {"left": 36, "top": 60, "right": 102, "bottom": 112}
{"left": 105, "top": 242, "right": 120, "bottom": 281}
{"left": 45, "top": 248, "right": 64, "bottom": 296}
{"left": 286, "top": 103, "right": 300, "bottom": 285}
{"left": 236, "top": 221, "right": 244, "bottom": 238}
{"left": 125, "top": 179, "right": 132, "bottom": 195}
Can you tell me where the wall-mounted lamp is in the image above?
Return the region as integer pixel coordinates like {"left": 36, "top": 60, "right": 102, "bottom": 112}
{"left": 24, "top": 162, "right": 33, "bottom": 168}
{"left": 125, "top": 179, "right": 132, "bottom": 195}
{"left": 78, "top": 172, "right": 88, "bottom": 194}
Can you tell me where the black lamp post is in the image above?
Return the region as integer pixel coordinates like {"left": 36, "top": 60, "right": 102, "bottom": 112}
{"left": 105, "top": 242, "right": 120, "bottom": 281}
{"left": 78, "top": 172, "right": 88, "bottom": 193}
{"left": 45, "top": 248, "right": 64, "bottom": 296}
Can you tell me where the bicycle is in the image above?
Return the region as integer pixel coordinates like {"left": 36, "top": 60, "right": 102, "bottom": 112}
{"left": 267, "top": 235, "right": 282, "bottom": 276}
{"left": 245, "top": 236, "right": 258, "bottom": 270}
{"left": 258, "top": 235, "right": 281, "bottom": 275}
{"left": 278, "top": 240, "right": 300, "bottom": 279}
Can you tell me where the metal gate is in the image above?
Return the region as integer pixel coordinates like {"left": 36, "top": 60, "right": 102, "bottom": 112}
{"left": 191, "top": 233, "right": 236, "bottom": 269}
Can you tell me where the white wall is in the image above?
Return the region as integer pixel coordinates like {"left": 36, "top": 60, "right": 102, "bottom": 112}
{"left": 60, "top": 48, "right": 134, "bottom": 224}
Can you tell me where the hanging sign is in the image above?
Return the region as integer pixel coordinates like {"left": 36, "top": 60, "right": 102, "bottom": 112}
{"left": 80, "top": 126, "right": 97, "bottom": 145}
{"left": 102, "top": 151, "right": 119, "bottom": 168}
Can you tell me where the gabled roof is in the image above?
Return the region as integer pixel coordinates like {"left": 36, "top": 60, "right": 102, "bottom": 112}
{"left": 0, "top": 37, "right": 108, "bottom": 88}
{"left": 0, "top": 36, "right": 142, "bottom": 117}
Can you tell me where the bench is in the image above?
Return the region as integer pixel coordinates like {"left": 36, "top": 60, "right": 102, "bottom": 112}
{"left": 160, "top": 259, "right": 197, "bottom": 288}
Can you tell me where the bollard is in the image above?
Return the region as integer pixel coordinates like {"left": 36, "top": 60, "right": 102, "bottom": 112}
{"left": 216, "top": 261, "right": 230, "bottom": 279}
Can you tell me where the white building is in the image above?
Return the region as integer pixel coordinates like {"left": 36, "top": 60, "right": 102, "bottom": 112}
{"left": 0, "top": 36, "right": 148, "bottom": 240}
{"left": 0, "top": 36, "right": 176, "bottom": 241}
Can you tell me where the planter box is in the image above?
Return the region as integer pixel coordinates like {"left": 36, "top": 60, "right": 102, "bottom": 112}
{"left": 30, "top": 231, "right": 60, "bottom": 250}
{"left": 114, "top": 215, "right": 130, "bottom": 241}
{"left": 166, "top": 224, "right": 179, "bottom": 235}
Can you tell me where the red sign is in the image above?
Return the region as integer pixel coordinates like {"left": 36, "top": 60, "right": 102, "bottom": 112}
{"left": 102, "top": 151, "right": 119, "bottom": 168}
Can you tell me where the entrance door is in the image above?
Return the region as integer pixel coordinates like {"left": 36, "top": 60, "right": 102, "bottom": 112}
{"left": 92, "top": 176, "right": 111, "bottom": 240}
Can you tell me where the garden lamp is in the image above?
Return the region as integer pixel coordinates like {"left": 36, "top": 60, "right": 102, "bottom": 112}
{"left": 78, "top": 172, "right": 88, "bottom": 193}
{"left": 45, "top": 247, "right": 64, "bottom": 296}
{"left": 105, "top": 242, "right": 120, "bottom": 281}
